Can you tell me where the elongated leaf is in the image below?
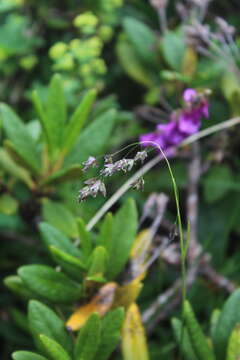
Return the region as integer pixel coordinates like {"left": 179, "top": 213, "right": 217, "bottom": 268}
{"left": 184, "top": 300, "right": 215, "bottom": 360}
{"left": 116, "top": 36, "right": 154, "bottom": 88}
{"left": 122, "top": 303, "right": 149, "bottom": 360}
{"left": 227, "top": 324, "right": 240, "bottom": 360}
{"left": 123, "top": 17, "right": 156, "bottom": 65}
{"left": 171, "top": 317, "right": 197, "bottom": 360}
{"left": 77, "top": 218, "right": 92, "bottom": 260}
{"left": 39, "top": 334, "right": 71, "bottom": 360}
{"left": 213, "top": 289, "right": 240, "bottom": 360}
{"left": 87, "top": 246, "right": 108, "bottom": 281}
{"left": 75, "top": 313, "right": 101, "bottom": 360}
{"left": 39, "top": 222, "right": 81, "bottom": 257}
{"left": 0, "top": 148, "right": 34, "bottom": 188}
{"left": 97, "top": 213, "right": 113, "bottom": 251}
{"left": 94, "top": 308, "right": 124, "bottom": 360}
{"left": 162, "top": 29, "right": 186, "bottom": 71}
{"left": 63, "top": 89, "right": 97, "bottom": 154}
{"left": 41, "top": 164, "right": 82, "bottom": 185}
{"left": 4, "top": 275, "right": 36, "bottom": 300}
{"left": 46, "top": 74, "right": 67, "bottom": 148}
{"left": 107, "top": 199, "right": 138, "bottom": 279}
{"left": 65, "top": 109, "right": 116, "bottom": 165}
{"left": 0, "top": 103, "right": 41, "bottom": 173}
{"left": 18, "top": 265, "right": 82, "bottom": 303}
{"left": 42, "top": 200, "right": 78, "bottom": 238}
{"left": 49, "top": 246, "right": 86, "bottom": 281}
{"left": 28, "top": 300, "right": 72, "bottom": 355}
{"left": 66, "top": 283, "right": 117, "bottom": 331}
{"left": 12, "top": 351, "right": 48, "bottom": 360}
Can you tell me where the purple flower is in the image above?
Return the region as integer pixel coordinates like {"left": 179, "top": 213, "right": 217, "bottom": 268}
{"left": 140, "top": 88, "right": 209, "bottom": 151}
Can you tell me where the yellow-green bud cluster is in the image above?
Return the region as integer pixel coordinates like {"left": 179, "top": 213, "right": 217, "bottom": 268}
{"left": 73, "top": 11, "right": 98, "bottom": 35}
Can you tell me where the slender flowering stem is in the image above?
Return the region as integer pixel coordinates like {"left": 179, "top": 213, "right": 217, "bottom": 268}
{"left": 87, "top": 116, "right": 240, "bottom": 231}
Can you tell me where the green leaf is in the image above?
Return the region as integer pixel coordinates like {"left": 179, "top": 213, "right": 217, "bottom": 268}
{"left": 184, "top": 300, "right": 216, "bottom": 360}
{"left": 77, "top": 218, "right": 92, "bottom": 260}
{"left": 18, "top": 265, "right": 82, "bottom": 303}
{"left": 96, "top": 213, "right": 113, "bottom": 251}
{"left": 123, "top": 17, "right": 156, "bottom": 65}
{"left": 171, "top": 317, "right": 197, "bottom": 360}
{"left": 42, "top": 200, "right": 78, "bottom": 238}
{"left": 0, "top": 148, "right": 34, "bottom": 188}
{"left": 12, "top": 351, "right": 48, "bottom": 360}
{"left": 202, "top": 165, "right": 239, "bottom": 203}
{"left": 39, "top": 222, "right": 81, "bottom": 257}
{"left": 75, "top": 313, "right": 101, "bottom": 360}
{"left": 65, "top": 109, "right": 116, "bottom": 165}
{"left": 10, "top": 308, "right": 29, "bottom": 334}
{"left": 116, "top": 36, "right": 155, "bottom": 88}
{"left": 210, "top": 309, "right": 221, "bottom": 340}
{"left": 87, "top": 246, "right": 108, "bottom": 281}
{"left": 226, "top": 324, "right": 240, "bottom": 360}
{"left": 46, "top": 74, "right": 67, "bottom": 148}
{"left": 63, "top": 89, "right": 97, "bottom": 154}
{"left": 28, "top": 300, "right": 72, "bottom": 355}
{"left": 39, "top": 334, "right": 71, "bottom": 360}
{"left": 0, "top": 194, "right": 18, "bottom": 215}
{"left": 41, "top": 165, "right": 82, "bottom": 185}
{"left": 213, "top": 289, "right": 240, "bottom": 360}
{"left": 94, "top": 308, "right": 124, "bottom": 360}
{"left": 162, "top": 29, "right": 186, "bottom": 71}
{"left": 49, "top": 246, "right": 86, "bottom": 281}
{"left": 4, "top": 275, "right": 36, "bottom": 300}
{"left": 106, "top": 199, "right": 138, "bottom": 279}
{"left": 0, "top": 103, "right": 41, "bottom": 174}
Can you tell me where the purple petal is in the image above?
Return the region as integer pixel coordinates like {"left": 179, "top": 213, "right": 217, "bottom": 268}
{"left": 178, "top": 112, "right": 201, "bottom": 135}
{"left": 183, "top": 88, "right": 197, "bottom": 103}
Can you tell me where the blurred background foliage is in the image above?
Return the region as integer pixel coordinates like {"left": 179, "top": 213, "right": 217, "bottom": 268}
{"left": 1, "top": 0, "right": 240, "bottom": 359}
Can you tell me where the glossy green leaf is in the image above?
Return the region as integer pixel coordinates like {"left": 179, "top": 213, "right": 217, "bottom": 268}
{"left": 0, "top": 148, "right": 34, "bottom": 188}
{"left": 213, "top": 289, "right": 240, "bottom": 360}
{"left": 46, "top": 74, "right": 67, "bottom": 148}
{"left": 96, "top": 213, "right": 113, "bottom": 251}
{"left": 184, "top": 300, "right": 215, "bottom": 360}
{"left": 123, "top": 17, "right": 156, "bottom": 65}
{"left": 0, "top": 103, "right": 41, "bottom": 173}
{"left": 171, "top": 317, "right": 197, "bottom": 360}
{"left": 63, "top": 89, "right": 97, "bottom": 154}
{"left": 93, "top": 308, "right": 124, "bottom": 360}
{"left": 116, "top": 36, "right": 154, "bottom": 88}
{"left": 12, "top": 351, "right": 48, "bottom": 360}
{"left": 107, "top": 199, "right": 138, "bottom": 279}
{"left": 18, "top": 265, "right": 82, "bottom": 303}
{"left": 39, "top": 222, "right": 81, "bottom": 257}
{"left": 42, "top": 200, "right": 78, "bottom": 238}
{"left": 162, "top": 29, "right": 186, "bottom": 71}
{"left": 87, "top": 246, "right": 108, "bottom": 280}
{"left": 75, "top": 313, "right": 101, "bottom": 360}
{"left": 77, "top": 218, "right": 92, "bottom": 260}
{"left": 28, "top": 300, "right": 72, "bottom": 355}
{"left": 49, "top": 246, "right": 86, "bottom": 281}
{"left": 0, "top": 194, "right": 18, "bottom": 215}
{"left": 226, "top": 324, "right": 240, "bottom": 360}
{"left": 4, "top": 275, "right": 36, "bottom": 300}
{"left": 39, "top": 334, "right": 71, "bottom": 360}
{"left": 65, "top": 109, "right": 116, "bottom": 165}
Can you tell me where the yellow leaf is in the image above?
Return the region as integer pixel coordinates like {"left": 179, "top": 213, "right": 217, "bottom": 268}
{"left": 182, "top": 47, "right": 197, "bottom": 78}
{"left": 113, "top": 275, "right": 143, "bottom": 310}
{"left": 130, "top": 229, "right": 152, "bottom": 279}
{"left": 122, "top": 303, "right": 149, "bottom": 360}
{"left": 66, "top": 282, "right": 117, "bottom": 331}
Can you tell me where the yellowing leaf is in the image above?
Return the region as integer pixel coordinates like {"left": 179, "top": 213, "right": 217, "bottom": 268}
{"left": 113, "top": 276, "right": 143, "bottom": 310}
{"left": 130, "top": 229, "right": 152, "bottom": 279}
{"left": 122, "top": 303, "right": 149, "bottom": 360}
{"left": 182, "top": 47, "right": 198, "bottom": 78}
{"left": 227, "top": 324, "right": 240, "bottom": 360}
{"left": 66, "top": 282, "right": 117, "bottom": 331}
